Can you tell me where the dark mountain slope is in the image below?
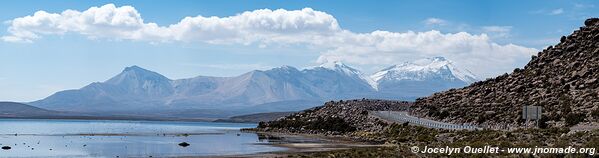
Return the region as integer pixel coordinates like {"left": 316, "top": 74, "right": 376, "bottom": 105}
{"left": 214, "top": 111, "right": 295, "bottom": 123}
{"left": 0, "top": 102, "right": 58, "bottom": 117}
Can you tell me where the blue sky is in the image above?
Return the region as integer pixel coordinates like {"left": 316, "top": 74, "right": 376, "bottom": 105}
{"left": 0, "top": 0, "right": 597, "bottom": 102}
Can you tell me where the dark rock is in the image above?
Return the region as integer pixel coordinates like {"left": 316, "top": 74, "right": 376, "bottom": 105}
{"left": 1, "top": 146, "right": 10, "bottom": 150}
{"left": 585, "top": 18, "right": 599, "bottom": 27}
{"left": 178, "top": 142, "right": 190, "bottom": 147}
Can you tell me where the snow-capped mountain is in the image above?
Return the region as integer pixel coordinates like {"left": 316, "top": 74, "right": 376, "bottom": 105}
{"left": 302, "top": 61, "right": 377, "bottom": 97}
{"left": 371, "top": 57, "right": 478, "bottom": 99}
{"left": 371, "top": 57, "right": 477, "bottom": 83}
{"left": 30, "top": 57, "right": 478, "bottom": 118}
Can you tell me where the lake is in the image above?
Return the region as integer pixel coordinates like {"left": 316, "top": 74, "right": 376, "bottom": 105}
{"left": 0, "top": 119, "right": 289, "bottom": 157}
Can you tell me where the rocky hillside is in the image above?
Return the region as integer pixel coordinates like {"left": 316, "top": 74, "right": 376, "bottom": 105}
{"left": 256, "top": 99, "right": 412, "bottom": 135}
{"left": 414, "top": 18, "right": 599, "bottom": 129}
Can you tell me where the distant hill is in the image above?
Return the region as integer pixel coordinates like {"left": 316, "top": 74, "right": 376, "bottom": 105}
{"left": 214, "top": 112, "right": 296, "bottom": 123}
{"left": 0, "top": 102, "right": 215, "bottom": 121}
{"left": 0, "top": 102, "right": 58, "bottom": 117}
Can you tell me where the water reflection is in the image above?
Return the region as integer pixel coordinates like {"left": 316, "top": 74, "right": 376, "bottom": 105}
{"left": 0, "top": 119, "right": 286, "bottom": 157}
{"left": 256, "top": 133, "right": 324, "bottom": 144}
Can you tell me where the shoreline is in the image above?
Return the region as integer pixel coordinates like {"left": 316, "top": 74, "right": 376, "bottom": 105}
{"left": 0, "top": 116, "right": 224, "bottom": 123}
{"left": 214, "top": 130, "right": 387, "bottom": 158}
{"left": 193, "top": 131, "right": 390, "bottom": 158}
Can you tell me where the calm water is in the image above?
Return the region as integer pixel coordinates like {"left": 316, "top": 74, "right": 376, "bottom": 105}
{"left": 0, "top": 119, "right": 286, "bottom": 157}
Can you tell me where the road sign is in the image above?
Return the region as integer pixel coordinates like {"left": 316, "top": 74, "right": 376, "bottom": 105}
{"left": 522, "top": 106, "right": 542, "bottom": 120}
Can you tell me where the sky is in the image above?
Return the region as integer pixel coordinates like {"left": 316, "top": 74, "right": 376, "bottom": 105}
{"left": 0, "top": 0, "right": 597, "bottom": 102}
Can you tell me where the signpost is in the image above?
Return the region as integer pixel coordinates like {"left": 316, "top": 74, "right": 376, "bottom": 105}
{"left": 522, "top": 106, "right": 542, "bottom": 128}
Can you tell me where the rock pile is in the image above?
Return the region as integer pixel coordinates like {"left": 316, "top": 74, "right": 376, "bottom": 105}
{"left": 414, "top": 18, "right": 599, "bottom": 129}
{"left": 257, "top": 99, "right": 412, "bottom": 135}
{"left": 178, "top": 142, "right": 190, "bottom": 147}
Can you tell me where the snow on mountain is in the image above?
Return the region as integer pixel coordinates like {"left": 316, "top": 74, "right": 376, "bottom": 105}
{"left": 309, "top": 61, "right": 379, "bottom": 90}
{"left": 302, "top": 61, "right": 377, "bottom": 97}
{"left": 370, "top": 57, "right": 479, "bottom": 99}
{"left": 371, "top": 57, "right": 478, "bottom": 85}
{"left": 316, "top": 61, "right": 362, "bottom": 76}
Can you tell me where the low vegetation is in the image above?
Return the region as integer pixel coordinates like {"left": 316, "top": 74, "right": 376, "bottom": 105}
{"left": 289, "top": 125, "right": 598, "bottom": 157}
{"left": 565, "top": 112, "right": 586, "bottom": 127}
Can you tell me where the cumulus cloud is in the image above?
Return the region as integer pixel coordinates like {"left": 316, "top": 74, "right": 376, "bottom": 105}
{"left": 2, "top": 4, "right": 148, "bottom": 42}
{"left": 482, "top": 26, "right": 512, "bottom": 38}
{"left": 2, "top": 4, "right": 339, "bottom": 43}
{"left": 1, "top": 4, "right": 538, "bottom": 78}
{"left": 424, "top": 18, "right": 447, "bottom": 26}
{"left": 316, "top": 30, "right": 537, "bottom": 78}
{"left": 550, "top": 8, "right": 564, "bottom": 15}
{"left": 531, "top": 8, "right": 565, "bottom": 16}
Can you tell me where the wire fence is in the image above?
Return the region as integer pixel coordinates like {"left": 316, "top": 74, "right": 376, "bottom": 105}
{"left": 370, "top": 111, "right": 481, "bottom": 130}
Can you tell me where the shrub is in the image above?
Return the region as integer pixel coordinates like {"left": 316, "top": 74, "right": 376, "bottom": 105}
{"left": 401, "top": 122, "right": 409, "bottom": 127}
{"left": 561, "top": 104, "right": 572, "bottom": 115}
{"left": 257, "top": 121, "right": 267, "bottom": 128}
{"left": 591, "top": 108, "right": 599, "bottom": 119}
{"left": 438, "top": 110, "right": 450, "bottom": 119}
{"left": 476, "top": 115, "right": 487, "bottom": 124}
{"left": 537, "top": 115, "right": 549, "bottom": 129}
{"left": 375, "top": 119, "right": 388, "bottom": 127}
{"left": 305, "top": 117, "right": 356, "bottom": 133}
{"left": 565, "top": 113, "right": 586, "bottom": 126}
{"left": 361, "top": 110, "right": 369, "bottom": 115}
{"left": 427, "top": 106, "right": 439, "bottom": 116}
{"left": 427, "top": 107, "right": 450, "bottom": 119}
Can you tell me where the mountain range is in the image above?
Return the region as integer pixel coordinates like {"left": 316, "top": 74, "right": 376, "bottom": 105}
{"left": 29, "top": 57, "right": 478, "bottom": 118}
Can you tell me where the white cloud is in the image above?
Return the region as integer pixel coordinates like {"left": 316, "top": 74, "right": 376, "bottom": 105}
{"left": 424, "top": 18, "right": 447, "bottom": 26}
{"left": 550, "top": 8, "right": 564, "bottom": 15}
{"left": 316, "top": 30, "right": 537, "bottom": 78}
{"left": 574, "top": 3, "right": 595, "bottom": 9}
{"left": 1, "top": 4, "right": 340, "bottom": 44}
{"left": 1, "top": 4, "right": 538, "bottom": 78}
{"left": 531, "top": 8, "right": 565, "bottom": 16}
{"left": 482, "top": 26, "right": 512, "bottom": 38}
{"left": 482, "top": 26, "right": 512, "bottom": 33}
